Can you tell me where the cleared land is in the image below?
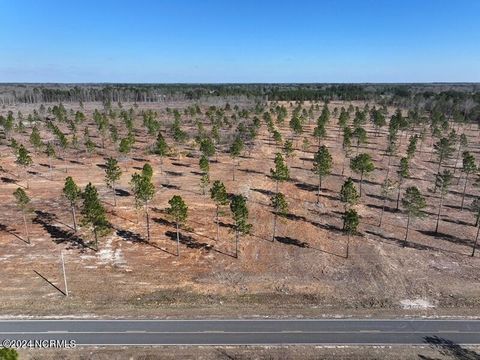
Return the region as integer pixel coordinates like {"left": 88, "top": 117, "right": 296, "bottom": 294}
{"left": 1, "top": 99, "right": 480, "bottom": 319}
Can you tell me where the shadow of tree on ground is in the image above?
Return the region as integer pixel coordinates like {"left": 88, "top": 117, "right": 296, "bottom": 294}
{"left": 423, "top": 335, "right": 480, "bottom": 360}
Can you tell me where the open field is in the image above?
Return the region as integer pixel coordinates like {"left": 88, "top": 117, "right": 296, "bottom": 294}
{"left": 1, "top": 92, "right": 480, "bottom": 319}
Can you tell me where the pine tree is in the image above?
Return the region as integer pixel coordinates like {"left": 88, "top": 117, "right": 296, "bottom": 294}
{"left": 1, "top": 111, "right": 14, "bottom": 136}
{"left": 350, "top": 153, "right": 374, "bottom": 196}
{"left": 81, "top": 183, "right": 108, "bottom": 250}
{"left": 105, "top": 157, "right": 122, "bottom": 206}
{"left": 340, "top": 178, "right": 360, "bottom": 210}
{"left": 406, "top": 134, "right": 418, "bottom": 160}
{"left": 461, "top": 151, "right": 477, "bottom": 210}
{"left": 13, "top": 187, "right": 31, "bottom": 243}
{"left": 338, "top": 108, "right": 349, "bottom": 130}
{"left": 312, "top": 145, "right": 333, "bottom": 203}
{"left": 301, "top": 137, "right": 310, "bottom": 165}
{"left": 472, "top": 197, "right": 480, "bottom": 228}
{"left": 119, "top": 136, "right": 133, "bottom": 157}
{"left": 16, "top": 144, "right": 33, "bottom": 189}
{"left": 401, "top": 186, "right": 427, "bottom": 247}
{"left": 371, "top": 109, "right": 386, "bottom": 136}
{"left": 230, "top": 194, "right": 252, "bottom": 258}
{"left": 63, "top": 177, "right": 81, "bottom": 231}
{"left": 289, "top": 116, "right": 303, "bottom": 138}
{"left": 396, "top": 157, "right": 410, "bottom": 210}
{"left": 453, "top": 133, "right": 468, "bottom": 176}
{"left": 433, "top": 137, "right": 454, "bottom": 178}
{"left": 352, "top": 126, "right": 367, "bottom": 152}
{"left": 9, "top": 138, "right": 19, "bottom": 155}
{"left": 171, "top": 118, "right": 188, "bottom": 143}
{"left": 84, "top": 129, "right": 96, "bottom": 157}
{"left": 271, "top": 192, "right": 288, "bottom": 241}
{"left": 44, "top": 142, "right": 56, "bottom": 174}
{"left": 379, "top": 178, "right": 396, "bottom": 227}
{"left": 230, "top": 137, "right": 244, "bottom": 181}
{"left": 167, "top": 195, "right": 188, "bottom": 256}
{"left": 342, "top": 127, "right": 353, "bottom": 175}
{"left": 434, "top": 170, "right": 453, "bottom": 234}
{"left": 131, "top": 169, "right": 155, "bottom": 242}
{"left": 342, "top": 208, "right": 359, "bottom": 258}
{"left": 154, "top": 131, "right": 169, "bottom": 172}
{"left": 29, "top": 126, "right": 43, "bottom": 153}
{"left": 199, "top": 155, "right": 210, "bottom": 195}
{"left": 283, "top": 139, "right": 294, "bottom": 159}
{"left": 270, "top": 152, "right": 290, "bottom": 193}
{"left": 210, "top": 180, "right": 229, "bottom": 242}
{"left": 313, "top": 121, "right": 327, "bottom": 147}
{"left": 200, "top": 136, "right": 216, "bottom": 159}
{"left": 108, "top": 124, "right": 118, "bottom": 145}
{"left": 142, "top": 163, "right": 153, "bottom": 181}
{"left": 385, "top": 125, "right": 398, "bottom": 178}
{"left": 471, "top": 197, "right": 480, "bottom": 257}
{"left": 273, "top": 129, "right": 282, "bottom": 144}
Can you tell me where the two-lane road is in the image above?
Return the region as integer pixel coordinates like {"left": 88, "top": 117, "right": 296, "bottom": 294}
{"left": 1, "top": 319, "right": 480, "bottom": 346}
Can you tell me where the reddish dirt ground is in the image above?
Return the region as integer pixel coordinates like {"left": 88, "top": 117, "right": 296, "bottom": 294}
{"left": 1, "top": 100, "right": 480, "bottom": 318}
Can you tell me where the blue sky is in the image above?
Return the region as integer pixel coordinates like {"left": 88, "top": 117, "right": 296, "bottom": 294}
{"left": 0, "top": 0, "right": 479, "bottom": 83}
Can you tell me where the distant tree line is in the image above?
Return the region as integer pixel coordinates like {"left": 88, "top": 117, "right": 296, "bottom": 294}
{"left": 2, "top": 84, "right": 479, "bottom": 124}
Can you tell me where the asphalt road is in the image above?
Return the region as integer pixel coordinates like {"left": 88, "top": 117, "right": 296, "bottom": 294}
{"left": 1, "top": 319, "right": 480, "bottom": 346}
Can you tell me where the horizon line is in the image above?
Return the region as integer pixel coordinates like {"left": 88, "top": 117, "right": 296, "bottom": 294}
{"left": 1, "top": 82, "right": 480, "bottom": 86}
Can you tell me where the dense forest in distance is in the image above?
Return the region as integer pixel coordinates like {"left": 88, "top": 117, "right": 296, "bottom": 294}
{"left": 1, "top": 83, "right": 480, "bottom": 118}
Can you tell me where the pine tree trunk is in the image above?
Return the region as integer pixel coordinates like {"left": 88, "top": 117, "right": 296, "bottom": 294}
{"left": 317, "top": 175, "right": 321, "bottom": 204}
{"left": 235, "top": 229, "right": 239, "bottom": 258}
{"left": 396, "top": 184, "right": 401, "bottom": 211}
{"left": 25, "top": 167, "right": 29, "bottom": 189}
{"left": 461, "top": 174, "right": 469, "bottom": 210}
{"left": 359, "top": 172, "right": 364, "bottom": 197}
{"left": 176, "top": 221, "right": 180, "bottom": 256}
{"left": 435, "top": 195, "right": 443, "bottom": 233}
{"left": 403, "top": 214, "right": 411, "bottom": 247}
{"left": 453, "top": 146, "right": 461, "bottom": 175}
{"left": 112, "top": 183, "right": 117, "bottom": 207}
{"left": 386, "top": 153, "right": 392, "bottom": 179}
{"left": 145, "top": 203, "right": 150, "bottom": 242}
{"left": 472, "top": 225, "right": 480, "bottom": 257}
{"left": 346, "top": 234, "right": 350, "bottom": 259}
{"left": 71, "top": 204, "right": 77, "bottom": 232}
{"left": 216, "top": 204, "right": 220, "bottom": 242}
{"left": 434, "top": 160, "right": 442, "bottom": 192}
{"left": 379, "top": 196, "right": 386, "bottom": 227}
{"left": 22, "top": 210, "right": 30, "bottom": 244}
{"left": 94, "top": 227, "right": 98, "bottom": 251}
{"left": 272, "top": 211, "right": 277, "bottom": 242}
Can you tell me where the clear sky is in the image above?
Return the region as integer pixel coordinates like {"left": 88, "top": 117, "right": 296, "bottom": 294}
{"left": 0, "top": 0, "right": 479, "bottom": 83}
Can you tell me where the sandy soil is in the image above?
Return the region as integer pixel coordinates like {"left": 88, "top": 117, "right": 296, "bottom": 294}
{"left": 1, "top": 100, "right": 480, "bottom": 318}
